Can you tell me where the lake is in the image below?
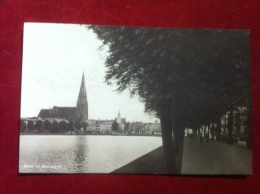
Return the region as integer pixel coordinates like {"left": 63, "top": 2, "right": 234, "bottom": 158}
{"left": 19, "top": 135, "right": 162, "bottom": 173}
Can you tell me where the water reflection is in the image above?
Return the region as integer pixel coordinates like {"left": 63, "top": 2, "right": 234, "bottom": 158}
{"left": 74, "top": 136, "right": 89, "bottom": 172}
{"left": 19, "top": 135, "right": 162, "bottom": 173}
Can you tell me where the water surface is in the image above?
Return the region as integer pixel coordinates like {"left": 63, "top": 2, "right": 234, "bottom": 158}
{"left": 19, "top": 135, "right": 162, "bottom": 173}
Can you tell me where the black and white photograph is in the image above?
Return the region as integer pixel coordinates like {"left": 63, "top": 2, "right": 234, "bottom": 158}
{"left": 19, "top": 22, "right": 252, "bottom": 175}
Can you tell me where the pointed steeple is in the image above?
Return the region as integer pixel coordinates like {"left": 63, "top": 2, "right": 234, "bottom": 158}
{"left": 80, "top": 72, "right": 86, "bottom": 94}
{"left": 76, "top": 72, "right": 88, "bottom": 122}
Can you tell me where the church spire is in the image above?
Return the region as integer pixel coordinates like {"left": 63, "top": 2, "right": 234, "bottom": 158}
{"left": 80, "top": 72, "right": 85, "bottom": 92}
{"left": 76, "top": 72, "right": 88, "bottom": 122}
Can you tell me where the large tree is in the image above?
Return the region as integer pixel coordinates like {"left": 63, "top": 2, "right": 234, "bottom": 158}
{"left": 89, "top": 26, "right": 251, "bottom": 172}
{"left": 82, "top": 121, "right": 88, "bottom": 132}
{"left": 60, "top": 120, "right": 68, "bottom": 133}
{"left": 35, "top": 120, "right": 43, "bottom": 132}
{"left": 27, "top": 120, "right": 34, "bottom": 132}
{"left": 43, "top": 120, "right": 51, "bottom": 132}
{"left": 68, "top": 121, "right": 75, "bottom": 132}
{"left": 20, "top": 120, "right": 26, "bottom": 132}
{"left": 51, "top": 121, "right": 59, "bottom": 133}
{"left": 111, "top": 121, "right": 119, "bottom": 132}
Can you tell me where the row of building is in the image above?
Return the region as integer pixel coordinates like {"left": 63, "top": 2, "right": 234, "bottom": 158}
{"left": 21, "top": 73, "right": 161, "bottom": 135}
{"left": 20, "top": 116, "right": 162, "bottom": 135}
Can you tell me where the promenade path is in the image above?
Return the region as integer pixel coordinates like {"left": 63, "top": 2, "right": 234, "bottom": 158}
{"left": 181, "top": 137, "right": 252, "bottom": 175}
{"left": 112, "top": 146, "right": 165, "bottom": 174}
{"left": 112, "top": 136, "right": 252, "bottom": 174}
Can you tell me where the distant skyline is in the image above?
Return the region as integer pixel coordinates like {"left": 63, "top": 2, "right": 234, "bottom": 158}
{"left": 20, "top": 23, "right": 158, "bottom": 123}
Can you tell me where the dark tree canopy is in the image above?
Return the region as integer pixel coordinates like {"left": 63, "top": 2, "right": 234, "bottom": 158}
{"left": 27, "top": 120, "right": 34, "bottom": 131}
{"left": 51, "top": 121, "right": 59, "bottom": 133}
{"left": 68, "top": 121, "right": 75, "bottom": 132}
{"left": 82, "top": 122, "right": 88, "bottom": 131}
{"left": 89, "top": 25, "right": 251, "bottom": 173}
{"left": 60, "top": 120, "right": 68, "bottom": 132}
{"left": 89, "top": 26, "right": 251, "bottom": 128}
{"left": 20, "top": 120, "right": 26, "bottom": 132}
{"left": 111, "top": 121, "right": 119, "bottom": 132}
{"left": 44, "top": 120, "right": 51, "bottom": 132}
{"left": 75, "top": 121, "right": 82, "bottom": 130}
{"left": 35, "top": 120, "right": 43, "bottom": 132}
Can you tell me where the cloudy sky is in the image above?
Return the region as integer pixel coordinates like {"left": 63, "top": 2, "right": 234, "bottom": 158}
{"left": 20, "top": 22, "right": 158, "bottom": 123}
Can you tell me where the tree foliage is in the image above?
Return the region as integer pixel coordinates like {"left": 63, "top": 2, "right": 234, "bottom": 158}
{"left": 20, "top": 120, "right": 26, "bottom": 132}
{"left": 82, "top": 121, "right": 88, "bottom": 131}
{"left": 35, "top": 120, "right": 43, "bottom": 132}
{"left": 111, "top": 120, "right": 119, "bottom": 132}
{"left": 51, "top": 121, "right": 59, "bottom": 133}
{"left": 44, "top": 120, "right": 51, "bottom": 132}
{"left": 90, "top": 26, "right": 251, "bottom": 126}
{"left": 60, "top": 120, "right": 68, "bottom": 132}
{"left": 27, "top": 120, "right": 34, "bottom": 132}
{"left": 68, "top": 121, "right": 75, "bottom": 132}
{"left": 89, "top": 25, "right": 251, "bottom": 172}
{"left": 75, "top": 121, "right": 82, "bottom": 130}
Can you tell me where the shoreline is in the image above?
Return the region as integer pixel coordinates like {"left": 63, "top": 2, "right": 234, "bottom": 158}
{"left": 112, "top": 141, "right": 183, "bottom": 174}
{"left": 112, "top": 146, "right": 165, "bottom": 174}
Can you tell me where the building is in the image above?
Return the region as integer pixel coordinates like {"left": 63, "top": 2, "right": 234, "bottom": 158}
{"left": 115, "top": 111, "right": 126, "bottom": 132}
{"left": 126, "top": 122, "right": 161, "bottom": 135}
{"left": 99, "top": 120, "right": 114, "bottom": 134}
{"left": 38, "top": 73, "right": 88, "bottom": 122}
{"left": 22, "top": 73, "right": 161, "bottom": 135}
{"left": 76, "top": 73, "right": 88, "bottom": 122}
{"left": 38, "top": 106, "right": 76, "bottom": 120}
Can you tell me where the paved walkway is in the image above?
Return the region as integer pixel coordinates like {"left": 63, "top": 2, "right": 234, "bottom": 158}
{"left": 112, "top": 137, "right": 252, "bottom": 175}
{"left": 112, "top": 146, "right": 165, "bottom": 174}
{"left": 181, "top": 137, "right": 252, "bottom": 175}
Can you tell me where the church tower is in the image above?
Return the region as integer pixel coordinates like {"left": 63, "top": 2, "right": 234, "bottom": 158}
{"left": 76, "top": 73, "right": 88, "bottom": 122}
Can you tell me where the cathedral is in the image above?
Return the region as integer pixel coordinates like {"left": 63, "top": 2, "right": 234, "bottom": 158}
{"left": 24, "top": 73, "right": 162, "bottom": 135}
{"left": 75, "top": 73, "right": 88, "bottom": 122}
{"left": 24, "top": 73, "right": 161, "bottom": 134}
{"left": 38, "top": 73, "right": 88, "bottom": 123}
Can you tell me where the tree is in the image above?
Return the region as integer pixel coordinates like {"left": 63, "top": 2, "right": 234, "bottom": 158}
{"left": 35, "top": 120, "right": 43, "bottom": 132}
{"left": 51, "top": 121, "right": 59, "bottom": 133}
{"left": 68, "top": 121, "right": 75, "bottom": 132}
{"left": 82, "top": 121, "right": 88, "bottom": 132}
{"left": 27, "top": 120, "right": 34, "bottom": 132}
{"left": 124, "top": 122, "right": 130, "bottom": 134}
{"left": 111, "top": 120, "right": 119, "bottom": 132}
{"left": 20, "top": 120, "right": 26, "bottom": 132}
{"left": 60, "top": 120, "right": 68, "bottom": 133}
{"left": 43, "top": 120, "right": 51, "bottom": 132}
{"left": 245, "top": 108, "right": 252, "bottom": 149}
{"left": 89, "top": 26, "right": 251, "bottom": 172}
{"left": 75, "top": 121, "right": 82, "bottom": 131}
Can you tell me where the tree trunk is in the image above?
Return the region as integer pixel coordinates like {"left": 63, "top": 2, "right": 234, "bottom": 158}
{"left": 206, "top": 124, "right": 210, "bottom": 142}
{"left": 173, "top": 122, "right": 185, "bottom": 153}
{"left": 173, "top": 122, "right": 180, "bottom": 153}
{"left": 224, "top": 114, "right": 227, "bottom": 140}
{"left": 216, "top": 116, "right": 221, "bottom": 141}
{"left": 196, "top": 126, "right": 200, "bottom": 137}
{"left": 211, "top": 122, "right": 215, "bottom": 141}
{"left": 228, "top": 106, "right": 234, "bottom": 145}
{"left": 194, "top": 128, "right": 197, "bottom": 137}
{"left": 159, "top": 103, "right": 177, "bottom": 174}
{"left": 171, "top": 99, "right": 185, "bottom": 174}
{"left": 246, "top": 108, "right": 252, "bottom": 149}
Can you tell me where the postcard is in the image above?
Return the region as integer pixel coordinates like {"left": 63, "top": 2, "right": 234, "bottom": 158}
{"left": 19, "top": 22, "right": 252, "bottom": 174}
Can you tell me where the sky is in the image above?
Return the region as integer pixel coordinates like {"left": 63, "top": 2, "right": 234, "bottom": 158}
{"left": 20, "top": 22, "right": 158, "bottom": 123}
